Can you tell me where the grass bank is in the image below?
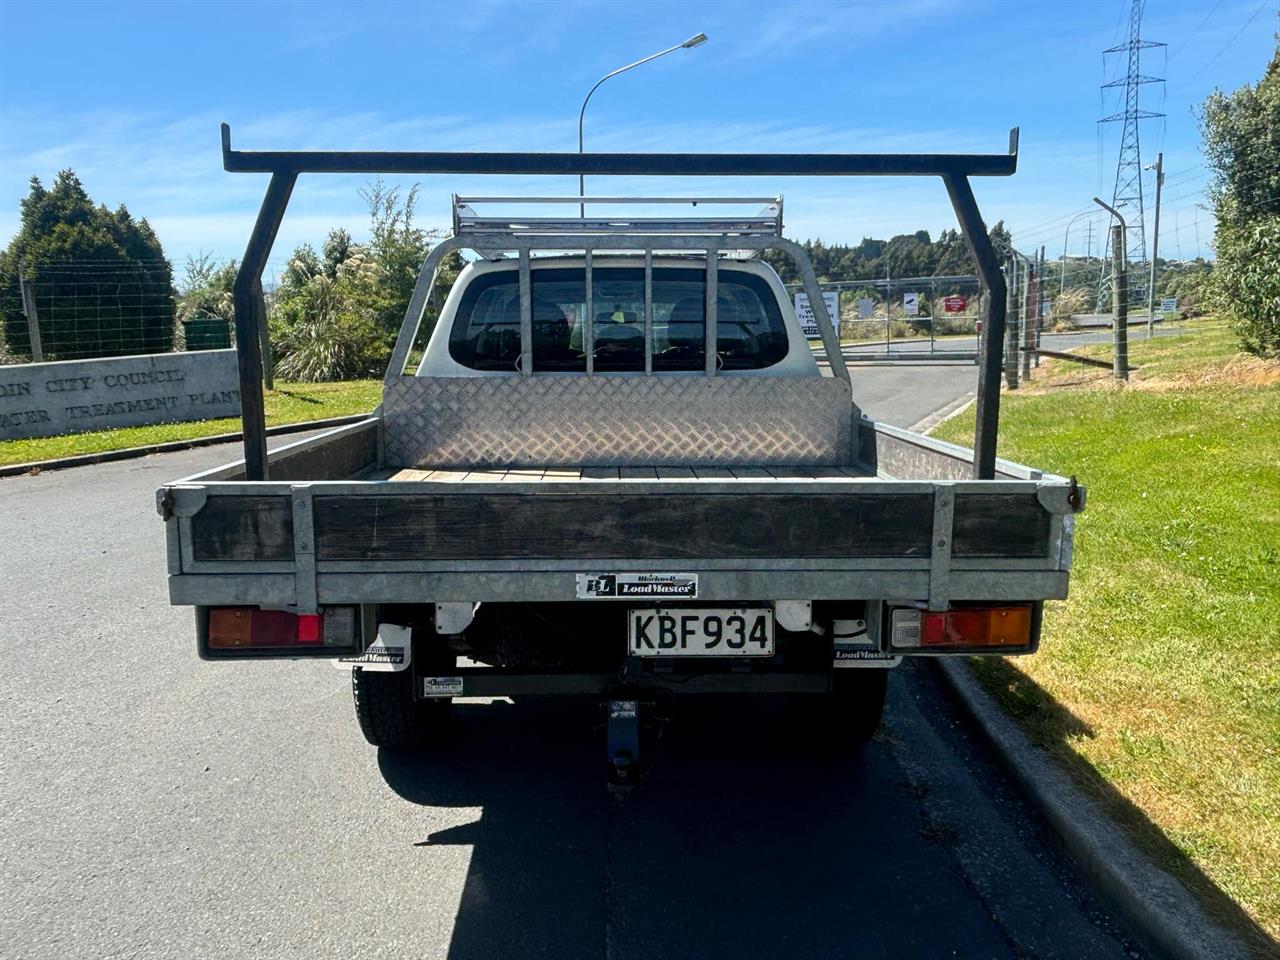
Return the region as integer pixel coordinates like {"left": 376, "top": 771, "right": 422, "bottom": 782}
{"left": 0, "top": 379, "right": 380, "bottom": 467}
{"left": 934, "top": 321, "right": 1280, "bottom": 950}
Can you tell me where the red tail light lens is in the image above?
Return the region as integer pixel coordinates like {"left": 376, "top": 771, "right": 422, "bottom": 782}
{"left": 208, "top": 608, "right": 326, "bottom": 649}
{"left": 920, "top": 606, "right": 1032, "bottom": 648}
{"left": 296, "top": 613, "right": 323, "bottom": 645}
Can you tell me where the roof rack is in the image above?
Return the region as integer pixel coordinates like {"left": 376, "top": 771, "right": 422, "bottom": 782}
{"left": 452, "top": 195, "right": 783, "bottom": 239}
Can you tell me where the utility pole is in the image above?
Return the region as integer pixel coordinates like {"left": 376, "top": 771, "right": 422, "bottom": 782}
{"left": 1146, "top": 151, "right": 1163, "bottom": 336}
{"left": 18, "top": 263, "right": 44, "bottom": 363}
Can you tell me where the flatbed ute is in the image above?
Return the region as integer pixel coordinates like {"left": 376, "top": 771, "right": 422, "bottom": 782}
{"left": 159, "top": 130, "right": 1082, "bottom": 780}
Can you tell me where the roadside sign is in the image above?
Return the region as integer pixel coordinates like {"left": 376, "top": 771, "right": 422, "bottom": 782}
{"left": 943, "top": 294, "right": 966, "bottom": 313}
{"left": 857, "top": 297, "right": 875, "bottom": 319}
{"left": 1041, "top": 299, "right": 1052, "bottom": 319}
{"left": 1161, "top": 297, "right": 1178, "bottom": 314}
{"left": 903, "top": 292, "right": 920, "bottom": 317}
{"left": 793, "top": 290, "right": 840, "bottom": 339}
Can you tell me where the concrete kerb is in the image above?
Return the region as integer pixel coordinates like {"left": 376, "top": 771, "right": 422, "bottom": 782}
{"left": 908, "top": 392, "right": 976, "bottom": 435}
{"left": 0, "top": 413, "right": 370, "bottom": 479}
{"left": 935, "top": 659, "right": 1253, "bottom": 960}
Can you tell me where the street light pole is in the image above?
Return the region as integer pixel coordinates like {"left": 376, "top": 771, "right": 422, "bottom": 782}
{"left": 1145, "top": 152, "right": 1163, "bottom": 336}
{"left": 1061, "top": 210, "right": 1095, "bottom": 297}
{"left": 578, "top": 33, "right": 708, "bottom": 217}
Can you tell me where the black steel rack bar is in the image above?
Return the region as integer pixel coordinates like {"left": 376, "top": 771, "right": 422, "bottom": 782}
{"left": 224, "top": 123, "right": 1017, "bottom": 481}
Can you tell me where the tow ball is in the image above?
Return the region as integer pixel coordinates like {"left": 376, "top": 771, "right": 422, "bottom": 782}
{"left": 606, "top": 698, "right": 650, "bottom": 787}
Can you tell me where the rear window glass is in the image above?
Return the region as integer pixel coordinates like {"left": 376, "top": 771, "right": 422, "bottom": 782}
{"left": 447, "top": 266, "right": 789, "bottom": 372}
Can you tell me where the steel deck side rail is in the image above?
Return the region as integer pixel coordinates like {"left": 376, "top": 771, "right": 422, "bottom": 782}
{"left": 223, "top": 123, "right": 1018, "bottom": 482}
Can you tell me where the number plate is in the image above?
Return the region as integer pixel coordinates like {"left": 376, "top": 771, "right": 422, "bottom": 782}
{"left": 628, "top": 608, "right": 774, "bottom": 657}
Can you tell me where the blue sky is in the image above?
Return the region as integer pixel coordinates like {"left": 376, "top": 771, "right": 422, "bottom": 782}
{"left": 1, "top": 0, "right": 1275, "bottom": 280}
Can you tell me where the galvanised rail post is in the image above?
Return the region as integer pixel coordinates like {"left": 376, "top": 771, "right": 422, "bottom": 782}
{"left": 1094, "top": 197, "right": 1129, "bottom": 381}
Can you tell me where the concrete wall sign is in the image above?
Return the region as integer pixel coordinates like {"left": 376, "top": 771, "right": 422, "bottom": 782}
{"left": 0, "top": 349, "right": 241, "bottom": 440}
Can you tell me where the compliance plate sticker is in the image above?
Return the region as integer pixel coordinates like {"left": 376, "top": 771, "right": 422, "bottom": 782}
{"left": 576, "top": 573, "right": 698, "bottom": 600}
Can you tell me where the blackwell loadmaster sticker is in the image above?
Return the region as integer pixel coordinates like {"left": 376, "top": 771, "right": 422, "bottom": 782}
{"left": 576, "top": 573, "right": 698, "bottom": 600}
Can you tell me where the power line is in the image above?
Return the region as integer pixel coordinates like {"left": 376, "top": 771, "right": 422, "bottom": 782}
{"left": 1169, "top": 0, "right": 1226, "bottom": 59}
{"left": 1173, "top": 0, "right": 1271, "bottom": 91}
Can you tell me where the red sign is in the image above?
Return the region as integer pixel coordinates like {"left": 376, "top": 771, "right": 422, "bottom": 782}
{"left": 944, "top": 295, "right": 967, "bottom": 313}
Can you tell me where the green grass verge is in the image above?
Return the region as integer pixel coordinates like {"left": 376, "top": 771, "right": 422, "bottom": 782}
{"left": 0, "top": 380, "right": 380, "bottom": 467}
{"left": 934, "top": 321, "right": 1280, "bottom": 949}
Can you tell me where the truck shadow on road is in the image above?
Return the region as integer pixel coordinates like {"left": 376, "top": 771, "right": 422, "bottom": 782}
{"left": 378, "top": 692, "right": 1016, "bottom": 960}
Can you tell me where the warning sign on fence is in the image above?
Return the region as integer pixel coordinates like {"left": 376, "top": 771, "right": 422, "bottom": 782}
{"left": 793, "top": 291, "right": 840, "bottom": 339}
{"left": 943, "top": 295, "right": 967, "bottom": 313}
{"left": 903, "top": 292, "right": 920, "bottom": 316}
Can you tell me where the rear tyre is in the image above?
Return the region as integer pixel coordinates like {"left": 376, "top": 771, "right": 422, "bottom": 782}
{"left": 352, "top": 629, "right": 455, "bottom": 749}
{"left": 791, "top": 668, "right": 889, "bottom": 751}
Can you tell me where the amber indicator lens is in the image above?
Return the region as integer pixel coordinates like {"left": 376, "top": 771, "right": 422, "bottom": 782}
{"left": 208, "top": 608, "right": 253, "bottom": 648}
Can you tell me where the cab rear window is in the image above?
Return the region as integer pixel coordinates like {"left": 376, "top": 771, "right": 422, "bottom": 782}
{"left": 447, "top": 267, "right": 789, "bottom": 372}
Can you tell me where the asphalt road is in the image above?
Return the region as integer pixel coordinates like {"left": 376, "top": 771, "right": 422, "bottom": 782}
{"left": 2, "top": 388, "right": 1144, "bottom": 958}
{"left": 828, "top": 326, "right": 1180, "bottom": 428}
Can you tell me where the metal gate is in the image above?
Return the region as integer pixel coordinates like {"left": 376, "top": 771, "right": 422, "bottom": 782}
{"left": 789, "top": 274, "right": 983, "bottom": 363}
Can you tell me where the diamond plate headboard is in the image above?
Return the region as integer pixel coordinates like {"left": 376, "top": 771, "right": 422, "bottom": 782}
{"left": 382, "top": 376, "right": 854, "bottom": 468}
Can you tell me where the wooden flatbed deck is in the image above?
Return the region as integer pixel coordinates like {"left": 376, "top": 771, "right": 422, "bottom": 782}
{"left": 377, "top": 465, "right": 878, "bottom": 483}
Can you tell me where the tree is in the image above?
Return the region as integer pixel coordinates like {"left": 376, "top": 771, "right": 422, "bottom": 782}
{"left": 358, "top": 178, "right": 463, "bottom": 350}
{"left": 271, "top": 232, "right": 386, "bottom": 382}
{"left": 0, "top": 170, "right": 174, "bottom": 360}
{"left": 1201, "top": 44, "right": 1280, "bottom": 356}
{"left": 176, "top": 253, "right": 237, "bottom": 323}
{"left": 761, "top": 222, "right": 1012, "bottom": 287}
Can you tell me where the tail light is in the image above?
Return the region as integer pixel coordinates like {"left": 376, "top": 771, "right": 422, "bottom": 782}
{"left": 206, "top": 607, "right": 355, "bottom": 651}
{"left": 889, "top": 605, "right": 1033, "bottom": 652}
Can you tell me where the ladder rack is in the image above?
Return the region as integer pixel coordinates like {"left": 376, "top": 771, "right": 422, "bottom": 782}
{"left": 452, "top": 195, "right": 783, "bottom": 240}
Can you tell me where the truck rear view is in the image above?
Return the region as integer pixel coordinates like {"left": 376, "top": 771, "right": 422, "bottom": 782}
{"left": 160, "top": 133, "right": 1081, "bottom": 782}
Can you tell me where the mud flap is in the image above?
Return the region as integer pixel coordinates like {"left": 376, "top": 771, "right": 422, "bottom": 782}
{"left": 336, "top": 623, "right": 412, "bottom": 672}
{"left": 832, "top": 617, "right": 902, "bottom": 669}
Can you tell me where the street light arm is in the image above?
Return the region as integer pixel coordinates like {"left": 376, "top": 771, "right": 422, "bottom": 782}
{"left": 577, "top": 41, "right": 688, "bottom": 154}
{"left": 1092, "top": 196, "right": 1126, "bottom": 233}
{"left": 1061, "top": 209, "right": 1096, "bottom": 296}
{"left": 577, "top": 35, "right": 707, "bottom": 214}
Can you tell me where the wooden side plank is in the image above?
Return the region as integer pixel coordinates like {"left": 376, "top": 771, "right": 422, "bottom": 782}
{"left": 692, "top": 467, "right": 734, "bottom": 480}
{"left": 191, "top": 496, "right": 294, "bottom": 561}
{"left": 953, "top": 494, "right": 1051, "bottom": 558}
{"left": 542, "top": 468, "right": 582, "bottom": 480}
{"left": 314, "top": 492, "right": 934, "bottom": 561}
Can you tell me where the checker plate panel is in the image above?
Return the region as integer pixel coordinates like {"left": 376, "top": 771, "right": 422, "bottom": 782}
{"left": 383, "top": 376, "right": 853, "bottom": 468}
